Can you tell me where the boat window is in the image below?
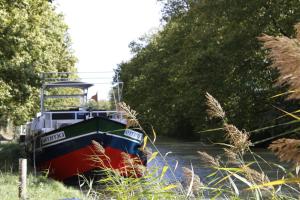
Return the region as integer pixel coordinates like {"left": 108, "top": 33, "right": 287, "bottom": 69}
{"left": 52, "top": 113, "right": 75, "bottom": 120}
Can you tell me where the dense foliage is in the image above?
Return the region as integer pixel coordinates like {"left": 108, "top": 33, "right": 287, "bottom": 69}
{"left": 117, "top": 0, "right": 300, "bottom": 140}
{"left": 0, "top": 0, "right": 76, "bottom": 126}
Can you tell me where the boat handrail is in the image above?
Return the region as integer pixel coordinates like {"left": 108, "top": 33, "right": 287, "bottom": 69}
{"left": 43, "top": 81, "right": 94, "bottom": 89}
{"left": 43, "top": 110, "right": 123, "bottom": 114}
{"left": 40, "top": 110, "right": 126, "bottom": 129}
{"left": 39, "top": 72, "right": 123, "bottom": 114}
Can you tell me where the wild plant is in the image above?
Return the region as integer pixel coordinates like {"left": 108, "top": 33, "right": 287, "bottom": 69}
{"left": 258, "top": 23, "right": 300, "bottom": 100}
{"left": 82, "top": 96, "right": 300, "bottom": 199}
{"left": 82, "top": 31, "right": 300, "bottom": 199}
{"left": 177, "top": 23, "right": 300, "bottom": 199}
{"left": 194, "top": 92, "right": 300, "bottom": 199}
{"left": 82, "top": 139, "right": 184, "bottom": 199}
{"left": 81, "top": 103, "right": 186, "bottom": 199}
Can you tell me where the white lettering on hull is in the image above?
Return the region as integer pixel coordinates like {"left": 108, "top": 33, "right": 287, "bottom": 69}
{"left": 124, "top": 129, "right": 143, "bottom": 142}
{"left": 41, "top": 131, "right": 66, "bottom": 145}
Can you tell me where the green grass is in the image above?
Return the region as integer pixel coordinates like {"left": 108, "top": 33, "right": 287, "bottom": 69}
{"left": 1, "top": 126, "right": 300, "bottom": 200}
{"left": 0, "top": 142, "right": 84, "bottom": 200}
{"left": 0, "top": 173, "right": 83, "bottom": 200}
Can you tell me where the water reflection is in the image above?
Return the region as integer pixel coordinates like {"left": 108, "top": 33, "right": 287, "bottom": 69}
{"left": 149, "top": 140, "right": 291, "bottom": 184}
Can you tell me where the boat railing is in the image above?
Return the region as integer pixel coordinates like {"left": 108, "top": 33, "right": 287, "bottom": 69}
{"left": 39, "top": 72, "right": 123, "bottom": 114}
{"left": 43, "top": 110, "right": 125, "bottom": 129}
{"left": 44, "top": 110, "right": 121, "bottom": 115}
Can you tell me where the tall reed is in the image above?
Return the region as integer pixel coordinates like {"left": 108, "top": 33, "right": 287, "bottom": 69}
{"left": 83, "top": 31, "right": 300, "bottom": 198}
{"left": 82, "top": 95, "right": 300, "bottom": 199}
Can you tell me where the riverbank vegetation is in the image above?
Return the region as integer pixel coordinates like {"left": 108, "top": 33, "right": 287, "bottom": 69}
{"left": 99, "top": 1, "right": 300, "bottom": 197}
{"left": 1, "top": 0, "right": 300, "bottom": 199}
{"left": 116, "top": 0, "right": 300, "bottom": 142}
{"left": 78, "top": 97, "right": 300, "bottom": 199}
{"left": 0, "top": 142, "right": 83, "bottom": 200}
{"left": 2, "top": 95, "right": 300, "bottom": 199}
{"left": 0, "top": 0, "right": 77, "bottom": 130}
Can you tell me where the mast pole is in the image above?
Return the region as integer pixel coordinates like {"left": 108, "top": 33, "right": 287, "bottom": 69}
{"left": 40, "top": 73, "right": 45, "bottom": 113}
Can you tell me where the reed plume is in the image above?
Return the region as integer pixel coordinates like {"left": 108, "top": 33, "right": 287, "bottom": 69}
{"left": 197, "top": 151, "right": 220, "bottom": 167}
{"left": 121, "top": 152, "right": 146, "bottom": 177}
{"left": 258, "top": 23, "right": 300, "bottom": 99}
{"left": 205, "top": 93, "right": 251, "bottom": 155}
{"left": 89, "top": 140, "right": 111, "bottom": 169}
{"left": 295, "top": 23, "right": 300, "bottom": 41}
{"left": 121, "top": 152, "right": 134, "bottom": 176}
{"left": 118, "top": 102, "right": 139, "bottom": 128}
{"left": 205, "top": 92, "right": 226, "bottom": 120}
{"left": 91, "top": 140, "right": 105, "bottom": 154}
{"left": 241, "top": 165, "right": 270, "bottom": 185}
{"left": 269, "top": 138, "right": 300, "bottom": 166}
{"left": 223, "top": 148, "right": 238, "bottom": 163}
{"left": 182, "top": 167, "right": 203, "bottom": 195}
{"left": 224, "top": 123, "right": 251, "bottom": 155}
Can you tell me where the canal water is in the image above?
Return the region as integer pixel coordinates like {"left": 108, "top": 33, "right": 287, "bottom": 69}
{"left": 149, "top": 138, "right": 294, "bottom": 191}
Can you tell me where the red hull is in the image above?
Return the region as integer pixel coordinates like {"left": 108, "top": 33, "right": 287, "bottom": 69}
{"left": 38, "top": 144, "right": 144, "bottom": 181}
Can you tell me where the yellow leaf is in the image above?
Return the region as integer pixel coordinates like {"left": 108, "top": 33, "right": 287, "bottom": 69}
{"left": 214, "top": 167, "right": 243, "bottom": 172}
{"left": 142, "top": 135, "right": 148, "bottom": 150}
{"left": 160, "top": 166, "right": 169, "bottom": 179}
{"left": 213, "top": 174, "right": 233, "bottom": 186}
{"left": 148, "top": 151, "right": 158, "bottom": 163}
{"left": 162, "top": 184, "right": 177, "bottom": 191}
{"left": 247, "top": 178, "right": 300, "bottom": 190}
{"left": 273, "top": 106, "right": 300, "bottom": 120}
{"left": 270, "top": 90, "right": 296, "bottom": 98}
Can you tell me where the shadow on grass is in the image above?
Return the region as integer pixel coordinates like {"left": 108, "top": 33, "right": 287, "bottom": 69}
{"left": 0, "top": 142, "right": 21, "bottom": 173}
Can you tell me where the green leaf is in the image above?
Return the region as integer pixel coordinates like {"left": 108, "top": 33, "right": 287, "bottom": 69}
{"left": 160, "top": 166, "right": 169, "bottom": 179}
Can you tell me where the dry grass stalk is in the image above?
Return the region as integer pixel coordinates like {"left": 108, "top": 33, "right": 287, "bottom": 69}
{"left": 205, "top": 92, "right": 226, "bottom": 120}
{"left": 241, "top": 165, "right": 270, "bottom": 185}
{"left": 205, "top": 93, "right": 251, "bottom": 156}
{"left": 88, "top": 140, "right": 112, "bottom": 169}
{"left": 91, "top": 140, "right": 105, "bottom": 154}
{"left": 224, "top": 123, "right": 251, "bottom": 154}
{"left": 118, "top": 102, "right": 139, "bottom": 128}
{"left": 121, "top": 152, "right": 134, "bottom": 177}
{"left": 295, "top": 23, "right": 300, "bottom": 41}
{"left": 269, "top": 138, "right": 300, "bottom": 166}
{"left": 121, "top": 152, "right": 146, "bottom": 177}
{"left": 182, "top": 167, "right": 203, "bottom": 194}
{"left": 197, "top": 151, "right": 220, "bottom": 167}
{"left": 258, "top": 23, "right": 300, "bottom": 99}
{"left": 133, "top": 164, "right": 146, "bottom": 176}
{"left": 121, "top": 152, "right": 134, "bottom": 166}
{"left": 223, "top": 148, "right": 239, "bottom": 164}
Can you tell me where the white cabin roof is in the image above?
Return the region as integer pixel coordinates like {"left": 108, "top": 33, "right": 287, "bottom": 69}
{"left": 44, "top": 81, "right": 93, "bottom": 89}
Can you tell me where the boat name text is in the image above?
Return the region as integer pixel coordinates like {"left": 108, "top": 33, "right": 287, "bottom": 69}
{"left": 124, "top": 129, "right": 143, "bottom": 142}
{"left": 41, "top": 131, "right": 66, "bottom": 145}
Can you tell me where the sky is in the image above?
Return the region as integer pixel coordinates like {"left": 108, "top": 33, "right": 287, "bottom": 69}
{"left": 54, "top": 0, "right": 162, "bottom": 99}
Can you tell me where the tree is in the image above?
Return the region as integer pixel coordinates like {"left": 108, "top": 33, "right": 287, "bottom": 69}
{"left": 117, "top": 0, "right": 300, "bottom": 140}
{"left": 0, "top": 0, "right": 76, "bottom": 126}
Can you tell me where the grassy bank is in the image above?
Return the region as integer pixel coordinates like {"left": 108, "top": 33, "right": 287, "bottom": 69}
{"left": 0, "top": 142, "right": 83, "bottom": 200}
{"left": 1, "top": 100, "right": 300, "bottom": 200}
{"left": 0, "top": 173, "right": 83, "bottom": 200}
{"left": 0, "top": 142, "right": 21, "bottom": 172}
